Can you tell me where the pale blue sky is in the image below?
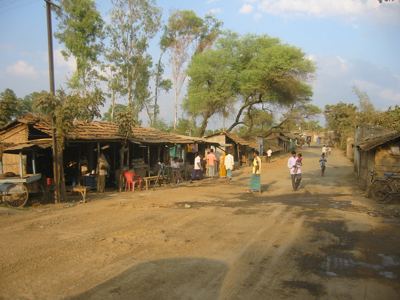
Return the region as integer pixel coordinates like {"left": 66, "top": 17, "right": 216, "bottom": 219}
{"left": 0, "top": 0, "right": 399, "bottom": 127}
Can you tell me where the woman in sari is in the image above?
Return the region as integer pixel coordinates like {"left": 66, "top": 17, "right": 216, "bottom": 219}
{"left": 249, "top": 150, "right": 262, "bottom": 193}
{"left": 219, "top": 152, "right": 227, "bottom": 178}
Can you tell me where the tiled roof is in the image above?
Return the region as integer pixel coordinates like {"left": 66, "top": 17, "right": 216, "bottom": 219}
{"left": 1, "top": 114, "right": 217, "bottom": 146}
{"left": 358, "top": 131, "right": 400, "bottom": 151}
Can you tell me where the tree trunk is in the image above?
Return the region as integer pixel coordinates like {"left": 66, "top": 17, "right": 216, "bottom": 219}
{"left": 198, "top": 112, "right": 211, "bottom": 137}
{"left": 226, "top": 94, "right": 262, "bottom": 132}
{"left": 111, "top": 90, "right": 116, "bottom": 121}
{"left": 153, "top": 53, "right": 164, "bottom": 126}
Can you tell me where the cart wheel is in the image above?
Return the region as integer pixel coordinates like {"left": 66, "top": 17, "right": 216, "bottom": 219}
{"left": 5, "top": 183, "right": 29, "bottom": 208}
{"left": 369, "top": 182, "right": 391, "bottom": 203}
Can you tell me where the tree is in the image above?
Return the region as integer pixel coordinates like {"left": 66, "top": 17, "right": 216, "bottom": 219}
{"left": 35, "top": 89, "right": 105, "bottom": 201}
{"left": 102, "top": 103, "right": 128, "bottom": 121}
{"left": 184, "top": 47, "right": 237, "bottom": 136}
{"left": 149, "top": 40, "right": 172, "bottom": 126}
{"left": 225, "top": 34, "right": 315, "bottom": 132}
{"left": 376, "top": 105, "right": 400, "bottom": 132}
{"left": 55, "top": 0, "right": 104, "bottom": 94}
{"left": 105, "top": 0, "right": 161, "bottom": 123}
{"left": 324, "top": 102, "right": 357, "bottom": 148}
{"left": 184, "top": 33, "right": 315, "bottom": 134}
{"left": 0, "top": 89, "right": 19, "bottom": 127}
{"left": 163, "top": 10, "right": 222, "bottom": 129}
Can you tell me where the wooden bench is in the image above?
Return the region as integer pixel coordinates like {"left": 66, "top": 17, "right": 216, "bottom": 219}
{"left": 142, "top": 176, "right": 160, "bottom": 190}
{"left": 72, "top": 185, "right": 87, "bottom": 202}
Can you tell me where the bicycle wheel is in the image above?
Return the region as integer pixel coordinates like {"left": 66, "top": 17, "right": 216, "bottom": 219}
{"left": 369, "top": 182, "right": 391, "bottom": 203}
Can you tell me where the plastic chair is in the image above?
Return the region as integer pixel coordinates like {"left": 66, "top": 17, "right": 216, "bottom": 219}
{"left": 123, "top": 171, "right": 142, "bottom": 192}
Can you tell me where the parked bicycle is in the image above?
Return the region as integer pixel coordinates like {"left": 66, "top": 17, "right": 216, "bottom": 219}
{"left": 368, "top": 171, "right": 400, "bottom": 203}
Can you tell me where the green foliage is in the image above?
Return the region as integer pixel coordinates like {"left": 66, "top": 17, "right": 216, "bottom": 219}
{"left": 163, "top": 10, "right": 222, "bottom": 128}
{"left": 173, "top": 118, "right": 198, "bottom": 136}
{"left": 324, "top": 102, "right": 358, "bottom": 148}
{"left": 56, "top": 0, "right": 104, "bottom": 93}
{"left": 184, "top": 33, "right": 315, "bottom": 134}
{"left": 377, "top": 106, "right": 400, "bottom": 131}
{"left": 114, "top": 107, "right": 137, "bottom": 139}
{"left": 0, "top": 89, "right": 19, "bottom": 127}
{"left": 105, "top": 0, "right": 161, "bottom": 122}
{"left": 35, "top": 89, "right": 104, "bottom": 146}
{"left": 185, "top": 47, "right": 237, "bottom": 136}
{"left": 152, "top": 118, "right": 171, "bottom": 132}
{"left": 103, "top": 104, "right": 128, "bottom": 121}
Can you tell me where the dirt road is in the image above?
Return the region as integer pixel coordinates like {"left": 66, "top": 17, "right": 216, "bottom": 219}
{"left": 1, "top": 147, "right": 399, "bottom": 299}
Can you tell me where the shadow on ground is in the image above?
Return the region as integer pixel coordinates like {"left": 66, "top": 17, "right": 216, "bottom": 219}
{"left": 69, "top": 257, "right": 228, "bottom": 300}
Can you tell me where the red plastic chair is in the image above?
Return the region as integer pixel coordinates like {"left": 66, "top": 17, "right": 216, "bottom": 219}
{"left": 123, "top": 171, "right": 142, "bottom": 192}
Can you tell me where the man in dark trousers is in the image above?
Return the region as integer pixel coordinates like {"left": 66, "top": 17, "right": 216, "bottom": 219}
{"left": 287, "top": 150, "right": 302, "bottom": 191}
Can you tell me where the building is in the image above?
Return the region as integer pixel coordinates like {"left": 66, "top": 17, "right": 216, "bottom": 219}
{"left": 0, "top": 114, "right": 218, "bottom": 189}
{"left": 354, "top": 130, "right": 400, "bottom": 189}
{"left": 204, "top": 131, "right": 257, "bottom": 167}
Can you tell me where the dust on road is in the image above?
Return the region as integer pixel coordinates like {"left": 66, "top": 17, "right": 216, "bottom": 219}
{"left": 0, "top": 147, "right": 399, "bottom": 299}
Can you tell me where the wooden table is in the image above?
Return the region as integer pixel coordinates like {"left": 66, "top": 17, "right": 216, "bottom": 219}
{"left": 72, "top": 185, "right": 87, "bottom": 202}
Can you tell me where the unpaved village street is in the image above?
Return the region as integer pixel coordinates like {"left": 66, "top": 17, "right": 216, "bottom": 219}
{"left": 0, "top": 147, "right": 399, "bottom": 300}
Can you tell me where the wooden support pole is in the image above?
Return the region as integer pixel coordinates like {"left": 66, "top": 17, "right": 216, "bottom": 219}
{"left": 19, "top": 152, "right": 23, "bottom": 178}
{"left": 32, "top": 152, "right": 36, "bottom": 175}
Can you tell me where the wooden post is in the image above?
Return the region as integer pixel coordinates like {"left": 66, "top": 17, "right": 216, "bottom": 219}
{"left": 236, "top": 144, "right": 241, "bottom": 168}
{"left": 19, "top": 152, "right": 23, "bottom": 178}
{"left": 32, "top": 152, "right": 36, "bottom": 175}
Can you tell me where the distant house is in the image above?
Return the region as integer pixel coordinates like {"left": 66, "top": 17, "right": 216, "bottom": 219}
{"left": 204, "top": 131, "right": 257, "bottom": 167}
{"left": 264, "top": 131, "right": 297, "bottom": 153}
{"left": 354, "top": 130, "right": 400, "bottom": 189}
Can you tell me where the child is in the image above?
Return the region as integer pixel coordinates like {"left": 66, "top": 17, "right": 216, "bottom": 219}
{"left": 294, "top": 153, "right": 302, "bottom": 174}
{"left": 319, "top": 153, "right": 327, "bottom": 176}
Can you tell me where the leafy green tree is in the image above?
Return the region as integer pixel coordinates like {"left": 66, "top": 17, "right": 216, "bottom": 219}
{"left": 102, "top": 104, "right": 127, "bottom": 121}
{"left": 35, "top": 89, "right": 105, "bottom": 201}
{"left": 163, "top": 10, "right": 222, "bottom": 129}
{"left": 226, "top": 34, "right": 315, "bottom": 132}
{"left": 0, "top": 89, "right": 19, "bottom": 127}
{"left": 377, "top": 106, "right": 400, "bottom": 131}
{"left": 324, "top": 102, "right": 357, "bottom": 148}
{"left": 184, "top": 47, "right": 237, "bottom": 136}
{"left": 184, "top": 33, "right": 315, "bottom": 134}
{"left": 105, "top": 0, "right": 161, "bottom": 123}
{"left": 55, "top": 0, "right": 104, "bottom": 94}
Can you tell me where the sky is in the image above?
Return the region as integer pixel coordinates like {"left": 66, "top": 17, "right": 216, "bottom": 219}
{"left": 0, "top": 0, "right": 399, "bottom": 128}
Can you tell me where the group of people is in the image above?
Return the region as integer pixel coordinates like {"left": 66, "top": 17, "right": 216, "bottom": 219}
{"left": 190, "top": 144, "right": 331, "bottom": 193}
{"left": 191, "top": 149, "right": 235, "bottom": 183}
{"left": 287, "top": 145, "right": 331, "bottom": 191}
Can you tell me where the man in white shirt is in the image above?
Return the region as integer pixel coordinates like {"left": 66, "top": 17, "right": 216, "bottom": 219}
{"left": 322, "top": 145, "right": 327, "bottom": 156}
{"left": 287, "top": 150, "right": 302, "bottom": 191}
{"left": 224, "top": 150, "right": 234, "bottom": 181}
{"left": 190, "top": 153, "right": 203, "bottom": 182}
{"left": 267, "top": 148, "right": 272, "bottom": 163}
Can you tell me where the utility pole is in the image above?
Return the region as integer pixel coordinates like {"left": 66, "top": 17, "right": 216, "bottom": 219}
{"left": 45, "top": 0, "right": 61, "bottom": 203}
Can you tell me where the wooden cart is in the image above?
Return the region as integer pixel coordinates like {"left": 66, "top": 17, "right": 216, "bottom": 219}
{"left": 0, "top": 173, "right": 42, "bottom": 207}
{"left": 0, "top": 140, "right": 49, "bottom": 207}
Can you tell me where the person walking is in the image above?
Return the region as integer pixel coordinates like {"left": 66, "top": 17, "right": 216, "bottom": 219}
{"left": 191, "top": 153, "right": 203, "bottom": 182}
{"left": 322, "top": 145, "right": 327, "bottom": 157}
{"left": 319, "top": 153, "right": 327, "bottom": 176}
{"left": 97, "top": 153, "right": 109, "bottom": 193}
{"left": 224, "top": 150, "right": 234, "bottom": 182}
{"left": 288, "top": 151, "right": 302, "bottom": 191}
{"left": 219, "top": 151, "right": 227, "bottom": 178}
{"left": 206, "top": 149, "right": 217, "bottom": 178}
{"left": 248, "top": 150, "right": 262, "bottom": 193}
{"left": 267, "top": 148, "right": 272, "bottom": 163}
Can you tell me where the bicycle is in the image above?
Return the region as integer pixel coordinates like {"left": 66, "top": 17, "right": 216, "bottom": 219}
{"left": 368, "top": 171, "right": 400, "bottom": 203}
